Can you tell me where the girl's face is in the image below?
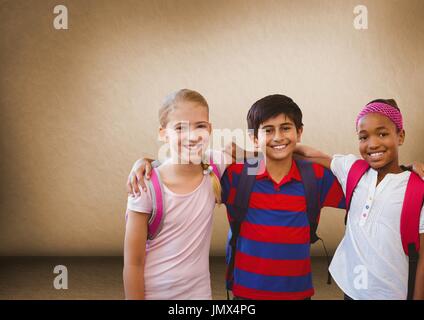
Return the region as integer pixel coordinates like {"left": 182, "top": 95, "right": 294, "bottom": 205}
{"left": 160, "top": 101, "right": 211, "bottom": 164}
{"left": 357, "top": 113, "right": 405, "bottom": 170}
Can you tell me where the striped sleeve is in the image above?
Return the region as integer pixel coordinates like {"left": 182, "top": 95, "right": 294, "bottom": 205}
{"left": 318, "top": 166, "right": 346, "bottom": 209}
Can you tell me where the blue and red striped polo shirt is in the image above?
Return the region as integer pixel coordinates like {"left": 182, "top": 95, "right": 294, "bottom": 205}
{"left": 221, "top": 159, "right": 345, "bottom": 300}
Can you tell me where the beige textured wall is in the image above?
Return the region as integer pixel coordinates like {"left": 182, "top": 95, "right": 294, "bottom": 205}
{"left": 0, "top": 0, "right": 423, "bottom": 256}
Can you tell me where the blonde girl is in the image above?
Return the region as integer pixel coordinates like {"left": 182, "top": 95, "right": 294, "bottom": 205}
{"left": 123, "top": 89, "right": 225, "bottom": 300}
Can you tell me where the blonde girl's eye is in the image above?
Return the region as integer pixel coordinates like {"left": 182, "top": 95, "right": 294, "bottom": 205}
{"left": 174, "top": 123, "right": 189, "bottom": 132}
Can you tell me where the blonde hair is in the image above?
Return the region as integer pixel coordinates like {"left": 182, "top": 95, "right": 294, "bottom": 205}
{"left": 159, "top": 88, "right": 209, "bottom": 127}
{"left": 159, "top": 89, "right": 221, "bottom": 204}
{"left": 201, "top": 162, "right": 222, "bottom": 205}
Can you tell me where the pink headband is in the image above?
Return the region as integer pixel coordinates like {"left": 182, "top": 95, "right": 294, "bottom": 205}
{"left": 356, "top": 102, "right": 403, "bottom": 131}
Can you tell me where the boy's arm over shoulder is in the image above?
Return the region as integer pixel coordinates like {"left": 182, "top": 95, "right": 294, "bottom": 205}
{"left": 294, "top": 144, "right": 332, "bottom": 168}
{"left": 295, "top": 145, "right": 361, "bottom": 190}
{"left": 211, "top": 142, "right": 257, "bottom": 170}
{"left": 127, "top": 185, "right": 153, "bottom": 214}
{"left": 330, "top": 154, "right": 361, "bottom": 191}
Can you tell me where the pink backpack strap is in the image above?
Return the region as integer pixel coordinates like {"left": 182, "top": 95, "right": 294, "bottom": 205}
{"left": 401, "top": 172, "right": 424, "bottom": 300}
{"left": 146, "top": 154, "right": 220, "bottom": 240}
{"left": 400, "top": 172, "right": 424, "bottom": 256}
{"left": 346, "top": 160, "right": 370, "bottom": 212}
{"left": 146, "top": 168, "right": 165, "bottom": 240}
{"left": 208, "top": 152, "right": 221, "bottom": 178}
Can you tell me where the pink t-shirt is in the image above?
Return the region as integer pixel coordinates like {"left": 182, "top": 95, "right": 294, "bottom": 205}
{"left": 126, "top": 150, "right": 226, "bottom": 300}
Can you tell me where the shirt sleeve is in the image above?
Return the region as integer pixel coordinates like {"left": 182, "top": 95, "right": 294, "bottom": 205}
{"left": 318, "top": 165, "right": 346, "bottom": 209}
{"left": 330, "top": 154, "right": 361, "bottom": 194}
{"left": 127, "top": 187, "right": 153, "bottom": 214}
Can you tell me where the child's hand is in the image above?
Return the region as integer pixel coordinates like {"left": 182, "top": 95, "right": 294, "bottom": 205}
{"left": 224, "top": 142, "right": 244, "bottom": 163}
{"left": 126, "top": 158, "right": 154, "bottom": 196}
{"left": 411, "top": 161, "right": 424, "bottom": 179}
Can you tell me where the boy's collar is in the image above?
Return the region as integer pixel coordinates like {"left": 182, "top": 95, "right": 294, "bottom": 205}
{"left": 256, "top": 158, "right": 302, "bottom": 187}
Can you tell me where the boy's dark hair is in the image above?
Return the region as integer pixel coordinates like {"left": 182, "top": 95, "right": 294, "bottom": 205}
{"left": 247, "top": 94, "right": 303, "bottom": 137}
{"left": 367, "top": 98, "right": 400, "bottom": 111}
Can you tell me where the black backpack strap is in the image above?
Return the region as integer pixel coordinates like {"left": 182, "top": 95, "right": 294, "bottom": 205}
{"left": 226, "top": 158, "right": 260, "bottom": 293}
{"left": 407, "top": 243, "right": 419, "bottom": 300}
{"left": 296, "top": 160, "right": 320, "bottom": 243}
{"left": 296, "top": 160, "right": 333, "bottom": 284}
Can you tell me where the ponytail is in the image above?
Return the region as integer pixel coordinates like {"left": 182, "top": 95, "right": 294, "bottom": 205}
{"left": 201, "top": 162, "right": 222, "bottom": 204}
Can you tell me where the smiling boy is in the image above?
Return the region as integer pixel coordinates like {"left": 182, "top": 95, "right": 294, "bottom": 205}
{"left": 221, "top": 94, "right": 345, "bottom": 300}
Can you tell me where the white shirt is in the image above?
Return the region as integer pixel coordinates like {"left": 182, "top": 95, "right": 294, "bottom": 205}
{"left": 329, "top": 154, "right": 424, "bottom": 300}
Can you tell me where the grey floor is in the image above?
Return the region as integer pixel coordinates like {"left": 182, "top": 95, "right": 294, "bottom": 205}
{"left": 0, "top": 256, "right": 343, "bottom": 300}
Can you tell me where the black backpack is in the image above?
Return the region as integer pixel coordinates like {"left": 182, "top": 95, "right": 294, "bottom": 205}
{"left": 225, "top": 158, "right": 332, "bottom": 296}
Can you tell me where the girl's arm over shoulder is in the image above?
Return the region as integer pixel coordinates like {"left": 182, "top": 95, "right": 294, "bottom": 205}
{"left": 414, "top": 234, "right": 424, "bottom": 300}
{"left": 123, "top": 209, "right": 149, "bottom": 300}
{"left": 294, "top": 144, "right": 332, "bottom": 169}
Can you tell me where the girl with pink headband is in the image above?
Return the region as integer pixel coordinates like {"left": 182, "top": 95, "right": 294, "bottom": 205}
{"left": 295, "top": 98, "right": 424, "bottom": 300}
{"left": 356, "top": 100, "right": 404, "bottom": 132}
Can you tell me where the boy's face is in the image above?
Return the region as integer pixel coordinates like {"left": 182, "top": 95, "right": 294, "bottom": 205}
{"left": 357, "top": 113, "right": 405, "bottom": 170}
{"left": 253, "top": 113, "right": 302, "bottom": 162}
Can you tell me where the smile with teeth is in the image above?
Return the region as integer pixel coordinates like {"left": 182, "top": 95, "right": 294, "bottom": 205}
{"left": 368, "top": 151, "right": 385, "bottom": 158}
{"left": 271, "top": 144, "right": 288, "bottom": 150}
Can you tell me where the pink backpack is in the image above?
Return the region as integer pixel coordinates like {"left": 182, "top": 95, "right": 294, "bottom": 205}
{"left": 346, "top": 159, "right": 424, "bottom": 300}
{"left": 146, "top": 156, "right": 220, "bottom": 240}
